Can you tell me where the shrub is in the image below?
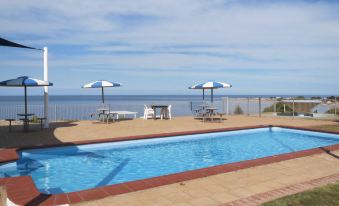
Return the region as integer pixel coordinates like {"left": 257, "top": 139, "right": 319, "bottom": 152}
{"left": 327, "top": 108, "right": 339, "bottom": 115}
{"left": 295, "top": 96, "right": 306, "bottom": 100}
{"left": 311, "top": 96, "right": 321, "bottom": 100}
{"left": 31, "top": 116, "right": 38, "bottom": 123}
{"left": 234, "top": 105, "right": 244, "bottom": 115}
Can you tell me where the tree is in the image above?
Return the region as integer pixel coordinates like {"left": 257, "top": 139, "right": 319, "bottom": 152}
{"left": 295, "top": 96, "right": 305, "bottom": 100}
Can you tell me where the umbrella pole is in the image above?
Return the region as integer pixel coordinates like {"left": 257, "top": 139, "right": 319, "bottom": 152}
{"left": 101, "top": 87, "right": 105, "bottom": 104}
{"left": 203, "top": 89, "right": 205, "bottom": 104}
{"left": 25, "top": 86, "right": 27, "bottom": 115}
{"left": 211, "top": 88, "right": 213, "bottom": 104}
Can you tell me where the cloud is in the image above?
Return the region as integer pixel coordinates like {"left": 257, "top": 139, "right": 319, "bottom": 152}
{"left": 0, "top": 0, "right": 339, "bottom": 95}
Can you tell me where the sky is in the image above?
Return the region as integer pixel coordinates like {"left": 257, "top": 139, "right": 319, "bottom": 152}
{"left": 0, "top": 0, "right": 339, "bottom": 96}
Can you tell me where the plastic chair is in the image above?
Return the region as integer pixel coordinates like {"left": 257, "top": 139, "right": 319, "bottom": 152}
{"left": 143, "top": 105, "right": 154, "bottom": 120}
{"left": 161, "top": 105, "right": 172, "bottom": 120}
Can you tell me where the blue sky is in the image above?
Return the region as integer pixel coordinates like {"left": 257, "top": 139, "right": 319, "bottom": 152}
{"left": 0, "top": 0, "right": 339, "bottom": 96}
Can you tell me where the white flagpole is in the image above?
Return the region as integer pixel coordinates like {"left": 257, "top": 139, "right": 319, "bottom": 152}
{"left": 43, "top": 47, "right": 49, "bottom": 128}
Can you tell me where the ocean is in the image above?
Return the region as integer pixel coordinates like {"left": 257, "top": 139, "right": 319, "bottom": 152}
{"left": 0, "top": 95, "right": 332, "bottom": 120}
{"left": 0, "top": 95, "right": 219, "bottom": 120}
{"left": 0, "top": 94, "right": 327, "bottom": 104}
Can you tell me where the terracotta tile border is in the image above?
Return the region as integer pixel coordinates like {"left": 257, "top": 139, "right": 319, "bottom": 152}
{"left": 0, "top": 125, "right": 338, "bottom": 205}
{"left": 220, "top": 173, "right": 339, "bottom": 206}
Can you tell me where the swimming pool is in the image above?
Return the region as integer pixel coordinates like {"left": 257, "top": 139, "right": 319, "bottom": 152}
{"left": 1, "top": 127, "right": 339, "bottom": 194}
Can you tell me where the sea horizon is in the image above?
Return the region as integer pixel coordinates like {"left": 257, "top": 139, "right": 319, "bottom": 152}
{"left": 0, "top": 94, "right": 337, "bottom": 97}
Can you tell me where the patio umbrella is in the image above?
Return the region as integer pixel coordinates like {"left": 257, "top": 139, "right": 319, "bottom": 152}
{"left": 0, "top": 76, "right": 53, "bottom": 116}
{"left": 189, "top": 81, "right": 232, "bottom": 104}
{"left": 82, "top": 80, "right": 122, "bottom": 104}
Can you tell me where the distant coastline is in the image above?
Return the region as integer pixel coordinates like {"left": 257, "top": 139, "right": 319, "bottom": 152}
{"left": 0, "top": 94, "right": 336, "bottom": 97}
{"left": 0, "top": 94, "right": 336, "bottom": 105}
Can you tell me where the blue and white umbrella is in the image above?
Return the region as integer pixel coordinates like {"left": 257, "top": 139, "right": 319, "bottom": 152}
{"left": 82, "top": 80, "right": 122, "bottom": 104}
{"left": 189, "top": 81, "right": 232, "bottom": 103}
{"left": 0, "top": 76, "right": 53, "bottom": 116}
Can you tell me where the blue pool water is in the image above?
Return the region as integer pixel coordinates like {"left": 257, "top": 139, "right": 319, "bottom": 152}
{"left": 1, "top": 127, "right": 339, "bottom": 194}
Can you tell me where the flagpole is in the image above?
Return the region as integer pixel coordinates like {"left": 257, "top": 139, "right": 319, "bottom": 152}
{"left": 43, "top": 47, "right": 49, "bottom": 128}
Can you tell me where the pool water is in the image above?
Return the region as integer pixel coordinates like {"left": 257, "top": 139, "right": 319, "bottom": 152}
{"left": 1, "top": 127, "right": 339, "bottom": 194}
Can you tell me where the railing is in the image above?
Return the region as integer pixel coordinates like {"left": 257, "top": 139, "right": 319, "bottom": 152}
{"left": 0, "top": 96, "right": 338, "bottom": 121}
{"left": 191, "top": 96, "right": 338, "bottom": 119}
{"left": 0, "top": 102, "right": 193, "bottom": 121}
{"left": 219, "top": 96, "right": 338, "bottom": 119}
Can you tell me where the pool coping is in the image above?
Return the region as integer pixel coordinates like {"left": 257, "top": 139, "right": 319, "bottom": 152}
{"left": 0, "top": 125, "right": 339, "bottom": 205}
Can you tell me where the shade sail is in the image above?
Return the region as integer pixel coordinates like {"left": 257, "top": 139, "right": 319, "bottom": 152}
{"left": 0, "top": 37, "right": 41, "bottom": 50}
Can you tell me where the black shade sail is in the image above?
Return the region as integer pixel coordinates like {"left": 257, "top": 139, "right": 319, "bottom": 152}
{"left": 0, "top": 37, "right": 41, "bottom": 50}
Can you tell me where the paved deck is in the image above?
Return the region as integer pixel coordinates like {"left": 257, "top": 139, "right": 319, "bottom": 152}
{"left": 0, "top": 116, "right": 337, "bottom": 148}
{"left": 0, "top": 116, "right": 338, "bottom": 205}
{"left": 73, "top": 151, "right": 339, "bottom": 206}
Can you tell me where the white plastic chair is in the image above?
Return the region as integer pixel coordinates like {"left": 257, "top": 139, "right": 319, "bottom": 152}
{"left": 161, "top": 105, "right": 172, "bottom": 120}
{"left": 143, "top": 105, "right": 154, "bottom": 120}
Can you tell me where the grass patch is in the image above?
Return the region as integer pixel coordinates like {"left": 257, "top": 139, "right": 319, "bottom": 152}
{"left": 262, "top": 181, "right": 339, "bottom": 206}
{"left": 309, "top": 124, "right": 339, "bottom": 132}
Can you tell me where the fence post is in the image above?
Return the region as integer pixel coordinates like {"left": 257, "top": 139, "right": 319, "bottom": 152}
{"left": 190, "top": 101, "right": 193, "bottom": 112}
{"left": 247, "top": 97, "right": 250, "bottom": 116}
{"left": 259, "top": 97, "right": 262, "bottom": 117}
{"left": 274, "top": 98, "right": 277, "bottom": 113}
{"left": 222, "top": 98, "right": 225, "bottom": 113}
{"left": 335, "top": 96, "right": 337, "bottom": 120}
{"left": 226, "top": 96, "right": 229, "bottom": 115}
{"left": 292, "top": 98, "right": 295, "bottom": 120}
{"left": 54, "top": 104, "right": 57, "bottom": 122}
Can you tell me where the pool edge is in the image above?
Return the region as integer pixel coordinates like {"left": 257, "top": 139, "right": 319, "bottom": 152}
{"left": 1, "top": 125, "right": 339, "bottom": 205}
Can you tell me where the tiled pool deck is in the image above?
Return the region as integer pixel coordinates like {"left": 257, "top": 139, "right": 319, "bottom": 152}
{"left": 0, "top": 116, "right": 338, "bottom": 205}
{"left": 76, "top": 151, "right": 339, "bottom": 206}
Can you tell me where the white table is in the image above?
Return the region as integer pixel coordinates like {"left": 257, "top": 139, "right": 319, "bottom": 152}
{"left": 150, "top": 105, "right": 169, "bottom": 120}
{"left": 108, "top": 111, "right": 138, "bottom": 120}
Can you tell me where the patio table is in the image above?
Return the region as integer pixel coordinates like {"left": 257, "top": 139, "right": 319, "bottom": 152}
{"left": 203, "top": 107, "right": 218, "bottom": 122}
{"left": 17, "top": 113, "right": 34, "bottom": 131}
{"left": 150, "top": 105, "right": 169, "bottom": 120}
{"left": 206, "top": 107, "right": 218, "bottom": 114}
{"left": 17, "top": 113, "right": 34, "bottom": 118}
{"left": 97, "top": 108, "right": 109, "bottom": 122}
